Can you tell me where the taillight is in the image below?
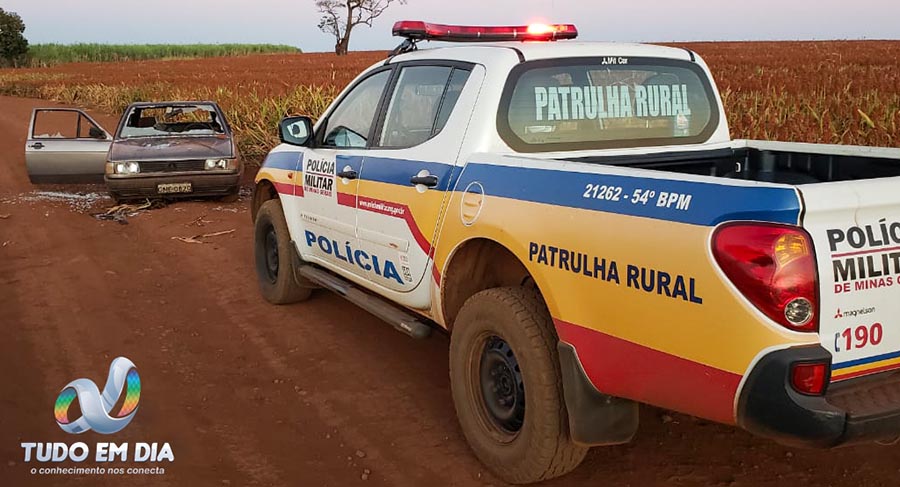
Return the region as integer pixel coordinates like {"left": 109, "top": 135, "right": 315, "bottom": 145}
{"left": 712, "top": 223, "right": 819, "bottom": 332}
{"left": 791, "top": 362, "right": 828, "bottom": 395}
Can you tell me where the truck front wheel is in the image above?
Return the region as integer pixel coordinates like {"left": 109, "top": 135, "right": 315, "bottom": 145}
{"left": 449, "top": 287, "right": 587, "bottom": 484}
{"left": 254, "top": 199, "right": 312, "bottom": 304}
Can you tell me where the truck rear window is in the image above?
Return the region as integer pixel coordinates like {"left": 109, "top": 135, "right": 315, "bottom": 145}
{"left": 499, "top": 58, "right": 719, "bottom": 152}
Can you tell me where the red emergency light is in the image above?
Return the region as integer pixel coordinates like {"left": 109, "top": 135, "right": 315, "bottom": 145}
{"left": 392, "top": 21, "right": 578, "bottom": 42}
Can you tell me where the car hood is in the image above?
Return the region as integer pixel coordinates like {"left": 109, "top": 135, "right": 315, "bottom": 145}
{"left": 108, "top": 136, "right": 235, "bottom": 163}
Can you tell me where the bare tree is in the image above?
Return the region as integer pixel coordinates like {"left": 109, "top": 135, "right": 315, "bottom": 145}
{"left": 316, "top": 0, "right": 406, "bottom": 56}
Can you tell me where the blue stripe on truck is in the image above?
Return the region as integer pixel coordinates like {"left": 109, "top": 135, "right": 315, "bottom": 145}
{"left": 833, "top": 350, "right": 900, "bottom": 370}
{"left": 263, "top": 151, "right": 302, "bottom": 171}
{"left": 264, "top": 152, "right": 802, "bottom": 227}
{"left": 458, "top": 162, "right": 802, "bottom": 227}
{"left": 351, "top": 156, "right": 460, "bottom": 192}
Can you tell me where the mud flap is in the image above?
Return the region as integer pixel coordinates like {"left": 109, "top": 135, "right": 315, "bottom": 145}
{"left": 558, "top": 342, "right": 639, "bottom": 446}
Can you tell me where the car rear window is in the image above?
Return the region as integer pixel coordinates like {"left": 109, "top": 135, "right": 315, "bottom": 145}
{"left": 499, "top": 58, "right": 719, "bottom": 152}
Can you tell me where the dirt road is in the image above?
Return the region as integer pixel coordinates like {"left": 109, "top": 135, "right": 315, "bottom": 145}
{"left": 1, "top": 95, "right": 899, "bottom": 487}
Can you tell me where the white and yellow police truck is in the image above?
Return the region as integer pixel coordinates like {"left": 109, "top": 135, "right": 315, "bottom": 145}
{"left": 252, "top": 21, "right": 900, "bottom": 483}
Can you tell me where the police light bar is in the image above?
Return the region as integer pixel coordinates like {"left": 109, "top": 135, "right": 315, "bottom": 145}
{"left": 392, "top": 21, "right": 578, "bottom": 42}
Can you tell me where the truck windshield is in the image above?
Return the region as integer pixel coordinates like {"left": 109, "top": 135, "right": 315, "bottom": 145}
{"left": 500, "top": 58, "right": 719, "bottom": 152}
{"left": 118, "top": 104, "right": 225, "bottom": 139}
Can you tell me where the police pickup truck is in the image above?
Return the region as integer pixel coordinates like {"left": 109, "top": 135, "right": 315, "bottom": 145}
{"left": 252, "top": 21, "right": 900, "bottom": 483}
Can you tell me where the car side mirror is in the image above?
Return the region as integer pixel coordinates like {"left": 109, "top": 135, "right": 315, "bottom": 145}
{"left": 89, "top": 126, "right": 106, "bottom": 139}
{"left": 279, "top": 116, "right": 314, "bottom": 147}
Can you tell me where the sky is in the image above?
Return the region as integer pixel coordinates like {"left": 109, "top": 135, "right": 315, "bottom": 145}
{"left": 2, "top": 0, "right": 899, "bottom": 52}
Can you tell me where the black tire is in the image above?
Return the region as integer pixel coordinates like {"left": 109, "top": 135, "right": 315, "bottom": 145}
{"left": 450, "top": 287, "right": 588, "bottom": 484}
{"left": 254, "top": 199, "right": 312, "bottom": 304}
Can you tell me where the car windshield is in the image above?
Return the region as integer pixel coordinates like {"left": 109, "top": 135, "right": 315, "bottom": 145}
{"left": 118, "top": 104, "right": 225, "bottom": 138}
{"left": 501, "top": 58, "right": 718, "bottom": 152}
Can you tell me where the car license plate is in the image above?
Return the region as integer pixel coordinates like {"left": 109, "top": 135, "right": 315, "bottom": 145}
{"left": 158, "top": 182, "right": 192, "bottom": 194}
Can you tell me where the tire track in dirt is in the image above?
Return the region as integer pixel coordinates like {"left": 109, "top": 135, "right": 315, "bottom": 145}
{"left": 179, "top": 215, "right": 468, "bottom": 486}
{"left": 0, "top": 97, "right": 266, "bottom": 486}
{"left": 0, "top": 200, "right": 246, "bottom": 486}
{"left": 5, "top": 94, "right": 900, "bottom": 487}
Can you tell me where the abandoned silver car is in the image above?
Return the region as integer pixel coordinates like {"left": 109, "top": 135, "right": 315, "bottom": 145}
{"left": 25, "top": 101, "right": 242, "bottom": 202}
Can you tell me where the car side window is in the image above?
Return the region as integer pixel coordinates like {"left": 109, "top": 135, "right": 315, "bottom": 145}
{"left": 379, "top": 66, "right": 471, "bottom": 148}
{"left": 321, "top": 70, "right": 391, "bottom": 149}
{"left": 77, "top": 115, "right": 106, "bottom": 139}
{"left": 32, "top": 110, "right": 105, "bottom": 139}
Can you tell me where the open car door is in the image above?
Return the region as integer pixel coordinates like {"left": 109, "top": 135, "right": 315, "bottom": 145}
{"left": 25, "top": 108, "right": 113, "bottom": 184}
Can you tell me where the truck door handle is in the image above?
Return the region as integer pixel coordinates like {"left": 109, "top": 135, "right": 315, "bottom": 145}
{"left": 29, "top": 142, "right": 44, "bottom": 149}
{"left": 410, "top": 175, "right": 439, "bottom": 188}
{"left": 337, "top": 169, "right": 358, "bottom": 180}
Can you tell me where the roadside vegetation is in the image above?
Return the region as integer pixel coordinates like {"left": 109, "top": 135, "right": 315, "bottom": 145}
{"left": 0, "top": 74, "right": 338, "bottom": 158}
{"left": 682, "top": 41, "right": 900, "bottom": 148}
{"left": 0, "top": 8, "right": 29, "bottom": 67}
{"left": 0, "top": 42, "right": 897, "bottom": 161}
{"left": 25, "top": 44, "right": 301, "bottom": 67}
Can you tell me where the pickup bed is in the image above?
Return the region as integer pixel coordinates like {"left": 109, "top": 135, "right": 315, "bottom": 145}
{"left": 597, "top": 139, "right": 900, "bottom": 183}
{"left": 252, "top": 22, "right": 900, "bottom": 484}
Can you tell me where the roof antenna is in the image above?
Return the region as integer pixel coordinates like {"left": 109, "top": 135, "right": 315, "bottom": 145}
{"left": 388, "top": 38, "right": 418, "bottom": 58}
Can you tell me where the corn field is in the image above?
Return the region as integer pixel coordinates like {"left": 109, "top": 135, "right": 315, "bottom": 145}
{"left": 0, "top": 42, "right": 898, "bottom": 161}
{"left": 681, "top": 41, "right": 900, "bottom": 147}
{"left": 26, "top": 44, "right": 300, "bottom": 67}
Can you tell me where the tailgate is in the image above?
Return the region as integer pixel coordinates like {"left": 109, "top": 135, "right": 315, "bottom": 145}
{"left": 801, "top": 178, "right": 900, "bottom": 382}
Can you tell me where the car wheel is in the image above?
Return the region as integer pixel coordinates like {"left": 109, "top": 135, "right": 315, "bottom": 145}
{"left": 254, "top": 199, "right": 313, "bottom": 304}
{"left": 449, "top": 287, "right": 588, "bottom": 484}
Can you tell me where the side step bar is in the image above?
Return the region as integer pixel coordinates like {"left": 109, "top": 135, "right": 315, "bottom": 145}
{"left": 295, "top": 265, "right": 432, "bottom": 340}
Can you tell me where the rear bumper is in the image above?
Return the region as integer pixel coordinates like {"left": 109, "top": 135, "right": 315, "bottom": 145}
{"left": 737, "top": 345, "right": 900, "bottom": 448}
{"left": 105, "top": 170, "right": 241, "bottom": 199}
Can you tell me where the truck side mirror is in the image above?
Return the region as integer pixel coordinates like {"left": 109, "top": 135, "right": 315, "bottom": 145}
{"left": 279, "top": 116, "right": 314, "bottom": 147}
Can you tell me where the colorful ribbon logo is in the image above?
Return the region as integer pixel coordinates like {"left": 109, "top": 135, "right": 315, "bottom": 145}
{"left": 54, "top": 357, "right": 141, "bottom": 435}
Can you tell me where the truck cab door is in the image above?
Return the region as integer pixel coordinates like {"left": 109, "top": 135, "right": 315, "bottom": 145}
{"left": 25, "top": 108, "right": 112, "bottom": 183}
{"left": 356, "top": 63, "right": 481, "bottom": 293}
{"left": 293, "top": 68, "right": 394, "bottom": 280}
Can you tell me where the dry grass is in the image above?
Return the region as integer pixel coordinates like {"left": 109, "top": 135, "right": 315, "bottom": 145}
{"left": 0, "top": 74, "right": 340, "bottom": 158}
{"left": 1, "top": 42, "right": 898, "bottom": 161}
{"left": 679, "top": 41, "right": 900, "bottom": 147}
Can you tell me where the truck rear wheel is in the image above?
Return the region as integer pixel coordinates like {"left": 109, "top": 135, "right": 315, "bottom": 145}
{"left": 449, "top": 287, "right": 587, "bottom": 484}
{"left": 254, "top": 199, "right": 312, "bottom": 304}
